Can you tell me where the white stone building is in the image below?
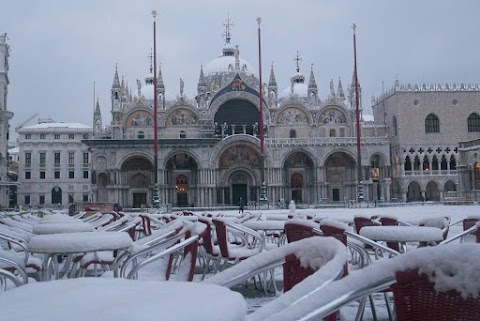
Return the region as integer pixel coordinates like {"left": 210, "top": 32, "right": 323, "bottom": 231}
{"left": 372, "top": 81, "right": 480, "bottom": 202}
{"left": 0, "top": 33, "right": 14, "bottom": 208}
{"left": 16, "top": 122, "right": 92, "bottom": 208}
{"left": 84, "top": 22, "right": 391, "bottom": 209}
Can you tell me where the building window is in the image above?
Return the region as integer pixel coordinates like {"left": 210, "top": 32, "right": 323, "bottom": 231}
{"left": 82, "top": 133, "right": 89, "bottom": 139}
{"left": 25, "top": 171, "right": 31, "bottom": 179}
{"left": 25, "top": 134, "right": 31, "bottom": 139}
{"left": 68, "top": 194, "right": 74, "bottom": 204}
{"left": 68, "top": 152, "right": 75, "bottom": 165}
{"left": 40, "top": 171, "right": 46, "bottom": 179}
{"left": 83, "top": 152, "right": 89, "bottom": 164}
{"left": 468, "top": 113, "right": 480, "bottom": 132}
{"left": 329, "top": 129, "right": 336, "bottom": 137}
{"left": 25, "top": 152, "right": 31, "bottom": 165}
{"left": 289, "top": 129, "right": 296, "bottom": 138}
{"left": 24, "top": 195, "right": 30, "bottom": 205}
{"left": 180, "top": 131, "right": 186, "bottom": 139}
{"left": 83, "top": 194, "right": 89, "bottom": 202}
{"left": 83, "top": 171, "right": 89, "bottom": 179}
{"left": 40, "top": 153, "right": 46, "bottom": 166}
{"left": 425, "top": 113, "right": 440, "bottom": 133}
{"left": 393, "top": 116, "right": 398, "bottom": 136}
{"left": 68, "top": 134, "right": 75, "bottom": 139}
{"left": 54, "top": 152, "right": 61, "bottom": 165}
{"left": 137, "top": 131, "right": 145, "bottom": 139}
{"left": 69, "top": 171, "right": 74, "bottom": 179}
{"left": 54, "top": 171, "right": 60, "bottom": 179}
{"left": 39, "top": 195, "right": 45, "bottom": 205}
{"left": 54, "top": 134, "right": 60, "bottom": 139}
{"left": 40, "top": 133, "right": 46, "bottom": 139}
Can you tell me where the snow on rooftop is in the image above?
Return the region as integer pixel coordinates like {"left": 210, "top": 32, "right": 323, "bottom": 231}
{"left": 22, "top": 122, "right": 91, "bottom": 130}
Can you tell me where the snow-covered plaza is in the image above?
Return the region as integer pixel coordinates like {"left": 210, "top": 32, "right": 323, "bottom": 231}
{"left": 1, "top": 203, "right": 479, "bottom": 321}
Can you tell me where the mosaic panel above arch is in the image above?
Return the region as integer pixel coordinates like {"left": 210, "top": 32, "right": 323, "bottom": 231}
{"left": 125, "top": 111, "right": 153, "bottom": 127}
{"left": 219, "top": 144, "right": 260, "bottom": 168}
{"left": 165, "top": 108, "right": 198, "bottom": 126}
{"left": 285, "top": 152, "right": 314, "bottom": 168}
{"left": 319, "top": 108, "right": 347, "bottom": 124}
{"left": 277, "top": 107, "right": 308, "bottom": 125}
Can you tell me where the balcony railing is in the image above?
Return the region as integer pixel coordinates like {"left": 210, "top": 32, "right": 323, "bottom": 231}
{"left": 266, "top": 136, "right": 389, "bottom": 147}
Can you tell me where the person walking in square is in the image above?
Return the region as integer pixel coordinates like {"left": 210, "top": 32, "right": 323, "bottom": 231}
{"left": 238, "top": 197, "right": 244, "bottom": 213}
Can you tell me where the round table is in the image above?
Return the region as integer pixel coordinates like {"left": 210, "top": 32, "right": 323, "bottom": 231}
{"left": 0, "top": 278, "right": 247, "bottom": 321}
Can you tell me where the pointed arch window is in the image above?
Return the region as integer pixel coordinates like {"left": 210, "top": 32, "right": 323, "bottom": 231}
{"left": 404, "top": 156, "right": 412, "bottom": 171}
{"left": 450, "top": 155, "right": 457, "bottom": 170}
{"left": 425, "top": 113, "right": 440, "bottom": 133}
{"left": 432, "top": 155, "right": 439, "bottom": 171}
{"left": 441, "top": 155, "right": 448, "bottom": 170}
{"left": 468, "top": 113, "right": 480, "bottom": 132}
{"left": 289, "top": 129, "right": 296, "bottom": 138}
{"left": 422, "top": 156, "right": 430, "bottom": 171}
{"left": 413, "top": 156, "right": 421, "bottom": 171}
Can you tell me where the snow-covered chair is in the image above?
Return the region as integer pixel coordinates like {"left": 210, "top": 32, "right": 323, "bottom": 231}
{"left": 211, "top": 218, "right": 264, "bottom": 271}
{"left": 205, "top": 237, "right": 346, "bottom": 321}
{"left": 256, "top": 243, "right": 480, "bottom": 321}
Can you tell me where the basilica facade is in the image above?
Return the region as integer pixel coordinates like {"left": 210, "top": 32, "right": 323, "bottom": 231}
{"left": 85, "top": 36, "right": 391, "bottom": 209}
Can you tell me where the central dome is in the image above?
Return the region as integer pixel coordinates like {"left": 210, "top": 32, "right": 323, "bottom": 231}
{"left": 204, "top": 44, "right": 256, "bottom": 77}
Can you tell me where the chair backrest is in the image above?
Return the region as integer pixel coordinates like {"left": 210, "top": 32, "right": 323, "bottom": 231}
{"left": 463, "top": 218, "right": 480, "bottom": 242}
{"left": 379, "top": 216, "right": 401, "bottom": 252}
{"left": 392, "top": 268, "right": 480, "bottom": 321}
{"left": 284, "top": 220, "right": 317, "bottom": 243}
{"left": 198, "top": 217, "right": 215, "bottom": 256}
{"left": 319, "top": 219, "right": 349, "bottom": 277}
{"left": 353, "top": 216, "right": 380, "bottom": 234}
{"left": 211, "top": 218, "right": 230, "bottom": 258}
{"left": 419, "top": 217, "right": 450, "bottom": 240}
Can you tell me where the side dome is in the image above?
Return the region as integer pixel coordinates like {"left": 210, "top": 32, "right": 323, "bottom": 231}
{"left": 279, "top": 72, "right": 308, "bottom": 99}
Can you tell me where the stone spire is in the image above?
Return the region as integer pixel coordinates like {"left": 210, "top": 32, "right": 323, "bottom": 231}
{"left": 348, "top": 69, "right": 362, "bottom": 110}
{"left": 337, "top": 77, "right": 345, "bottom": 101}
{"left": 112, "top": 64, "right": 121, "bottom": 89}
{"left": 198, "top": 65, "right": 206, "bottom": 89}
{"left": 267, "top": 63, "right": 278, "bottom": 107}
{"left": 307, "top": 64, "right": 318, "bottom": 100}
{"left": 157, "top": 64, "right": 166, "bottom": 110}
{"left": 93, "top": 98, "right": 102, "bottom": 138}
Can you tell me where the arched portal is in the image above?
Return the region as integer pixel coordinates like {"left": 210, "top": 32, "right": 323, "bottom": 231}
{"left": 166, "top": 153, "right": 198, "bottom": 207}
{"left": 121, "top": 156, "right": 154, "bottom": 208}
{"left": 97, "top": 173, "right": 108, "bottom": 203}
{"left": 324, "top": 152, "right": 356, "bottom": 202}
{"left": 407, "top": 181, "right": 422, "bottom": 202}
{"left": 51, "top": 186, "right": 62, "bottom": 206}
{"left": 425, "top": 181, "right": 439, "bottom": 201}
{"left": 284, "top": 151, "right": 314, "bottom": 204}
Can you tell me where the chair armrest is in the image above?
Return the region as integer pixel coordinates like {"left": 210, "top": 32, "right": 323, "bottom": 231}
{"left": 226, "top": 222, "right": 265, "bottom": 251}
{"left": 0, "top": 267, "right": 24, "bottom": 289}
{"left": 125, "top": 235, "right": 199, "bottom": 279}
{"left": 0, "top": 232, "right": 29, "bottom": 265}
{"left": 344, "top": 231, "right": 400, "bottom": 257}
{"left": 0, "top": 256, "right": 28, "bottom": 285}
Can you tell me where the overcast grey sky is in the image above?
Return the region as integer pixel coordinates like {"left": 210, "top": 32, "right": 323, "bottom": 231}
{"left": 2, "top": 1, "right": 480, "bottom": 137}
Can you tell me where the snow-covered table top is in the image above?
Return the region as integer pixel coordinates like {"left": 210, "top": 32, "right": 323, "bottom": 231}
{"left": 242, "top": 220, "right": 286, "bottom": 230}
{"left": 359, "top": 225, "right": 444, "bottom": 242}
{"left": 0, "top": 278, "right": 247, "bottom": 321}
{"left": 28, "top": 232, "right": 132, "bottom": 254}
{"left": 32, "top": 222, "right": 94, "bottom": 234}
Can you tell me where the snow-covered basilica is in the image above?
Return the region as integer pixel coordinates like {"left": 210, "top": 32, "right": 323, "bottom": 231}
{"left": 84, "top": 26, "right": 391, "bottom": 209}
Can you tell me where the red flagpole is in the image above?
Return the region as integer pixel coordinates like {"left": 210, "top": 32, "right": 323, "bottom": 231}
{"left": 152, "top": 10, "right": 160, "bottom": 208}
{"left": 257, "top": 17, "right": 267, "bottom": 204}
{"left": 353, "top": 23, "right": 364, "bottom": 202}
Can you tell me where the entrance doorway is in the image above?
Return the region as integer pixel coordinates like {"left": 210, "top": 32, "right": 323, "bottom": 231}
{"left": 177, "top": 192, "right": 188, "bottom": 207}
{"left": 51, "top": 187, "right": 62, "bottom": 206}
{"left": 291, "top": 190, "right": 302, "bottom": 204}
{"left": 232, "top": 184, "right": 247, "bottom": 205}
{"left": 133, "top": 193, "right": 147, "bottom": 208}
{"left": 332, "top": 188, "right": 340, "bottom": 202}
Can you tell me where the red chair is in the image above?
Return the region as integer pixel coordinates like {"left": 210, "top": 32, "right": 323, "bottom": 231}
{"left": 284, "top": 220, "right": 319, "bottom": 243}
{"left": 392, "top": 268, "right": 480, "bottom": 321}
{"left": 463, "top": 218, "right": 480, "bottom": 242}
{"left": 197, "top": 217, "right": 221, "bottom": 278}
{"left": 211, "top": 218, "right": 264, "bottom": 270}
{"left": 379, "top": 216, "right": 402, "bottom": 252}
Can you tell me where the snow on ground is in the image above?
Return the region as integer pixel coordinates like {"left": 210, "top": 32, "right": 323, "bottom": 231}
{"left": 1, "top": 204, "right": 479, "bottom": 321}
